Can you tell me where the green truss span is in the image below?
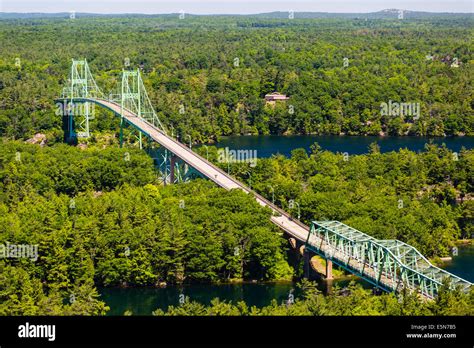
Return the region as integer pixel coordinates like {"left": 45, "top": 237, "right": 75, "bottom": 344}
{"left": 307, "top": 221, "right": 472, "bottom": 299}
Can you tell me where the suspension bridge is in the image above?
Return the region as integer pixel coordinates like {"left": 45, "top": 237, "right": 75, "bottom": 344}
{"left": 56, "top": 59, "right": 472, "bottom": 300}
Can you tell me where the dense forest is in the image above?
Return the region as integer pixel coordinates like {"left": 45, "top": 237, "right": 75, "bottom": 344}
{"left": 0, "top": 15, "right": 472, "bottom": 143}
{"left": 0, "top": 142, "right": 292, "bottom": 315}
{"left": 0, "top": 14, "right": 472, "bottom": 316}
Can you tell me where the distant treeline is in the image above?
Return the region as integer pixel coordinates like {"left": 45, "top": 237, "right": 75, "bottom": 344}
{"left": 0, "top": 16, "right": 472, "bottom": 143}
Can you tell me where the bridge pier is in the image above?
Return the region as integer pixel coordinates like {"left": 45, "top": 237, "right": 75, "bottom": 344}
{"left": 294, "top": 239, "right": 325, "bottom": 281}
{"left": 303, "top": 248, "right": 312, "bottom": 279}
{"left": 288, "top": 238, "right": 297, "bottom": 249}
{"left": 61, "top": 102, "right": 77, "bottom": 145}
{"left": 326, "top": 259, "right": 333, "bottom": 280}
{"left": 305, "top": 252, "right": 334, "bottom": 281}
{"left": 119, "top": 117, "right": 124, "bottom": 148}
{"left": 170, "top": 155, "right": 176, "bottom": 184}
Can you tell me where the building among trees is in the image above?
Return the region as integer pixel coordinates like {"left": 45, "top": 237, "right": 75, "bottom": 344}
{"left": 264, "top": 92, "right": 289, "bottom": 106}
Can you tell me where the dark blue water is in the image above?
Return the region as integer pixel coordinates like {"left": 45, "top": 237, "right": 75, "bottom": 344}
{"left": 100, "top": 277, "right": 372, "bottom": 315}
{"left": 100, "top": 282, "right": 296, "bottom": 315}
{"left": 99, "top": 244, "right": 473, "bottom": 315}
{"left": 215, "top": 135, "right": 473, "bottom": 158}
{"left": 443, "top": 244, "right": 474, "bottom": 282}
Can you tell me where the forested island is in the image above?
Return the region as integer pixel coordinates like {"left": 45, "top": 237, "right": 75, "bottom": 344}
{"left": 0, "top": 13, "right": 472, "bottom": 316}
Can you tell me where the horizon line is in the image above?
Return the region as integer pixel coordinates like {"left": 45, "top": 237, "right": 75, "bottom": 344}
{"left": 1, "top": 9, "right": 473, "bottom": 15}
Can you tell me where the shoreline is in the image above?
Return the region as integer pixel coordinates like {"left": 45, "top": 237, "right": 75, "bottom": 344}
{"left": 432, "top": 240, "right": 472, "bottom": 267}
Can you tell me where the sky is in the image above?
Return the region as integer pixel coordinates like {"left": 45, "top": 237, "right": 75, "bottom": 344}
{"left": 0, "top": 0, "right": 472, "bottom": 14}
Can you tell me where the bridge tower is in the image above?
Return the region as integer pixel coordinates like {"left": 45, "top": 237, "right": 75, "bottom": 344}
{"left": 60, "top": 59, "right": 103, "bottom": 143}
{"left": 120, "top": 69, "right": 166, "bottom": 148}
{"left": 120, "top": 69, "right": 193, "bottom": 184}
{"left": 59, "top": 59, "right": 196, "bottom": 184}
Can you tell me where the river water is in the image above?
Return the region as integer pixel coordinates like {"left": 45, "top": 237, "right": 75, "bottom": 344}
{"left": 101, "top": 136, "right": 473, "bottom": 315}
{"left": 100, "top": 279, "right": 361, "bottom": 316}
{"left": 215, "top": 135, "right": 473, "bottom": 157}
{"left": 100, "top": 245, "right": 473, "bottom": 315}
{"left": 443, "top": 244, "right": 474, "bottom": 282}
